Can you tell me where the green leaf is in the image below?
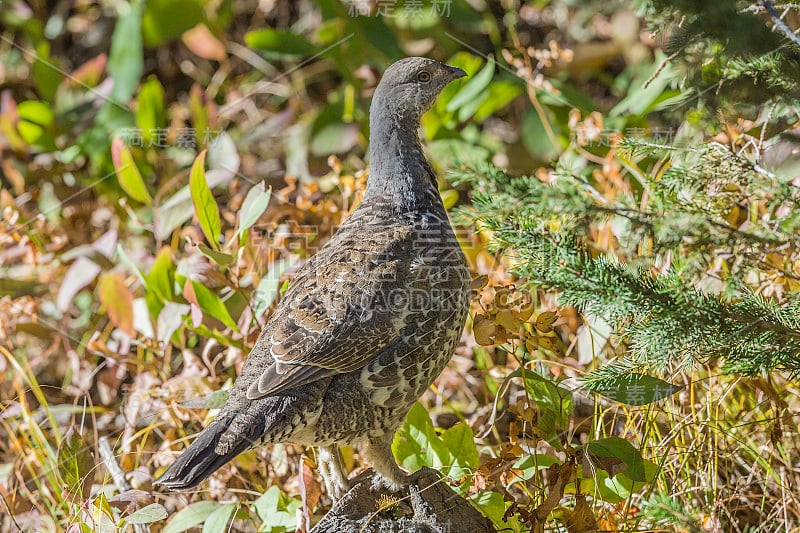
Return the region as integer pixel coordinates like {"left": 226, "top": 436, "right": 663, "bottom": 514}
{"left": 142, "top": 0, "right": 204, "bottom": 47}
{"left": 245, "top": 28, "right": 317, "bottom": 58}
{"left": 188, "top": 278, "right": 238, "bottom": 330}
{"left": 428, "top": 139, "right": 490, "bottom": 167}
{"left": 57, "top": 428, "right": 94, "bottom": 500}
{"left": 144, "top": 247, "right": 175, "bottom": 318}
{"left": 107, "top": 0, "right": 143, "bottom": 103}
{"left": 197, "top": 243, "right": 234, "bottom": 266}
{"left": 18, "top": 100, "right": 54, "bottom": 128}
{"left": 163, "top": 501, "right": 220, "bottom": 533}
{"left": 126, "top": 503, "right": 168, "bottom": 525}
{"left": 189, "top": 150, "right": 222, "bottom": 250}
{"left": 589, "top": 373, "right": 681, "bottom": 406}
{"left": 238, "top": 182, "right": 272, "bottom": 239}
{"left": 310, "top": 122, "right": 360, "bottom": 156}
{"left": 136, "top": 76, "right": 166, "bottom": 144}
{"left": 584, "top": 437, "right": 647, "bottom": 482}
{"left": 32, "top": 42, "right": 62, "bottom": 102}
{"left": 392, "top": 403, "right": 477, "bottom": 494}
{"left": 253, "top": 486, "right": 301, "bottom": 532}
{"left": 446, "top": 56, "right": 495, "bottom": 112}
{"left": 610, "top": 55, "right": 677, "bottom": 117}
{"left": 202, "top": 502, "right": 237, "bottom": 533}
{"left": 573, "top": 459, "right": 658, "bottom": 503}
{"left": 111, "top": 137, "right": 152, "bottom": 204}
{"left": 523, "top": 371, "right": 574, "bottom": 440}
{"left": 521, "top": 108, "right": 562, "bottom": 161}
{"left": 440, "top": 422, "right": 479, "bottom": 480}
{"left": 470, "top": 491, "right": 525, "bottom": 531}
{"left": 473, "top": 80, "right": 523, "bottom": 122}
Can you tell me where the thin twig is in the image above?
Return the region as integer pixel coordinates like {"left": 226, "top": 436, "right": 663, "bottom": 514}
{"left": 762, "top": 1, "right": 800, "bottom": 47}
{"left": 98, "top": 437, "right": 148, "bottom": 533}
{"left": 0, "top": 492, "right": 23, "bottom": 532}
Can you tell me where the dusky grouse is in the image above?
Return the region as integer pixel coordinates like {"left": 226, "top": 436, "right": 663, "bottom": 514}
{"left": 156, "top": 57, "right": 471, "bottom": 500}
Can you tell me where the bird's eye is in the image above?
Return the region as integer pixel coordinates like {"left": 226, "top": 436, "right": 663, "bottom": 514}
{"left": 417, "top": 71, "right": 431, "bottom": 83}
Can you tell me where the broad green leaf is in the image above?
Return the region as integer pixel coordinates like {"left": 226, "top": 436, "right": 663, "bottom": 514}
{"left": 589, "top": 373, "right": 681, "bottom": 406}
{"left": 57, "top": 428, "right": 94, "bottom": 500}
{"left": 428, "top": 139, "right": 490, "bottom": 167}
{"left": 111, "top": 137, "right": 152, "bottom": 204}
{"left": 309, "top": 122, "right": 360, "bottom": 156}
{"left": 571, "top": 459, "right": 658, "bottom": 503}
{"left": 446, "top": 56, "right": 495, "bottom": 112}
{"left": 509, "top": 454, "right": 561, "bottom": 487}
{"left": 522, "top": 107, "right": 563, "bottom": 161}
{"left": 144, "top": 247, "right": 175, "bottom": 318}
{"left": 187, "top": 278, "right": 238, "bottom": 330}
{"left": 126, "top": 503, "right": 168, "bottom": 525}
{"left": 245, "top": 28, "right": 317, "bottom": 58}
{"left": 238, "top": 182, "right": 271, "bottom": 239}
{"left": 18, "top": 100, "right": 54, "bottom": 127}
{"left": 473, "top": 80, "right": 523, "bottom": 122}
{"left": 202, "top": 502, "right": 237, "bottom": 533}
{"left": 163, "top": 501, "right": 220, "bottom": 533}
{"left": 136, "top": 76, "right": 166, "bottom": 144}
{"left": 584, "top": 437, "right": 647, "bottom": 482}
{"left": 32, "top": 42, "right": 62, "bottom": 101}
{"left": 107, "top": 0, "right": 143, "bottom": 103}
{"left": 393, "top": 403, "right": 477, "bottom": 494}
{"left": 440, "top": 422, "right": 479, "bottom": 480}
{"left": 197, "top": 243, "right": 234, "bottom": 266}
{"left": 98, "top": 272, "right": 135, "bottom": 335}
{"left": 189, "top": 150, "right": 222, "bottom": 250}
{"left": 142, "top": 0, "right": 204, "bottom": 47}
{"left": 393, "top": 402, "right": 448, "bottom": 473}
{"left": 610, "top": 54, "right": 677, "bottom": 117}
{"left": 253, "top": 486, "right": 301, "bottom": 532}
{"left": 470, "top": 491, "right": 525, "bottom": 532}
{"left": 523, "top": 371, "right": 574, "bottom": 440}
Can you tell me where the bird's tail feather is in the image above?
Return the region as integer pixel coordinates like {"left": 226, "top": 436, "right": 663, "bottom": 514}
{"left": 154, "top": 412, "right": 259, "bottom": 491}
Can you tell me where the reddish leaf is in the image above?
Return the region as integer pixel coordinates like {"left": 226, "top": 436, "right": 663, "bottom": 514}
{"left": 98, "top": 273, "right": 135, "bottom": 335}
{"left": 182, "top": 24, "right": 226, "bottom": 61}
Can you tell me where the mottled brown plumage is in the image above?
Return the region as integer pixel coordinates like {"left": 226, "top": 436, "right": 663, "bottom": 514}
{"left": 156, "top": 57, "right": 470, "bottom": 499}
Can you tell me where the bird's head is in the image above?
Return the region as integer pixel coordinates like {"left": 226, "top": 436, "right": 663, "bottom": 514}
{"left": 371, "top": 57, "right": 467, "bottom": 123}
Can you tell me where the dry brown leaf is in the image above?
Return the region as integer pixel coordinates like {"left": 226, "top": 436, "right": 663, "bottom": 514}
{"left": 566, "top": 494, "right": 598, "bottom": 532}
{"left": 473, "top": 314, "right": 497, "bottom": 346}
{"left": 535, "top": 311, "right": 558, "bottom": 333}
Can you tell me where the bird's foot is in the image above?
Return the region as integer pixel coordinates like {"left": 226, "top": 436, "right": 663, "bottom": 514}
{"left": 317, "top": 446, "right": 351, "bottom": 502}
{"left": 370, "top": 467, "right": 441, "bottom": 493}
{"left": 370, "top": 472, "right": 403, "bottom": 492}
{"left": 325, "top": 475, "right": 351, "bottom": 502}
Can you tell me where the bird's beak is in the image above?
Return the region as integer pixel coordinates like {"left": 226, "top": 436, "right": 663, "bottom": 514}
{"left": 446, "top": 66, "right": 467, "bottom": 80}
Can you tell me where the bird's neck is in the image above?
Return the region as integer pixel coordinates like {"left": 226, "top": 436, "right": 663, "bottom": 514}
{"left": 365, "top": 99, "right": 439, "bottom": 211}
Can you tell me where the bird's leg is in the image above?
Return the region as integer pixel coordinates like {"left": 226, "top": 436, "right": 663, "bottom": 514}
{"left": 364, "top": 434, "right": 408, "bottom": 492}
{"left": 317, "top": 446, "right": 350, "bottom": 501}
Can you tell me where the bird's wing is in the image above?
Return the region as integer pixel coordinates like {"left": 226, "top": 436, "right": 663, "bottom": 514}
{"left": 244, "top": 222, "right": 420, "bottom": 400}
